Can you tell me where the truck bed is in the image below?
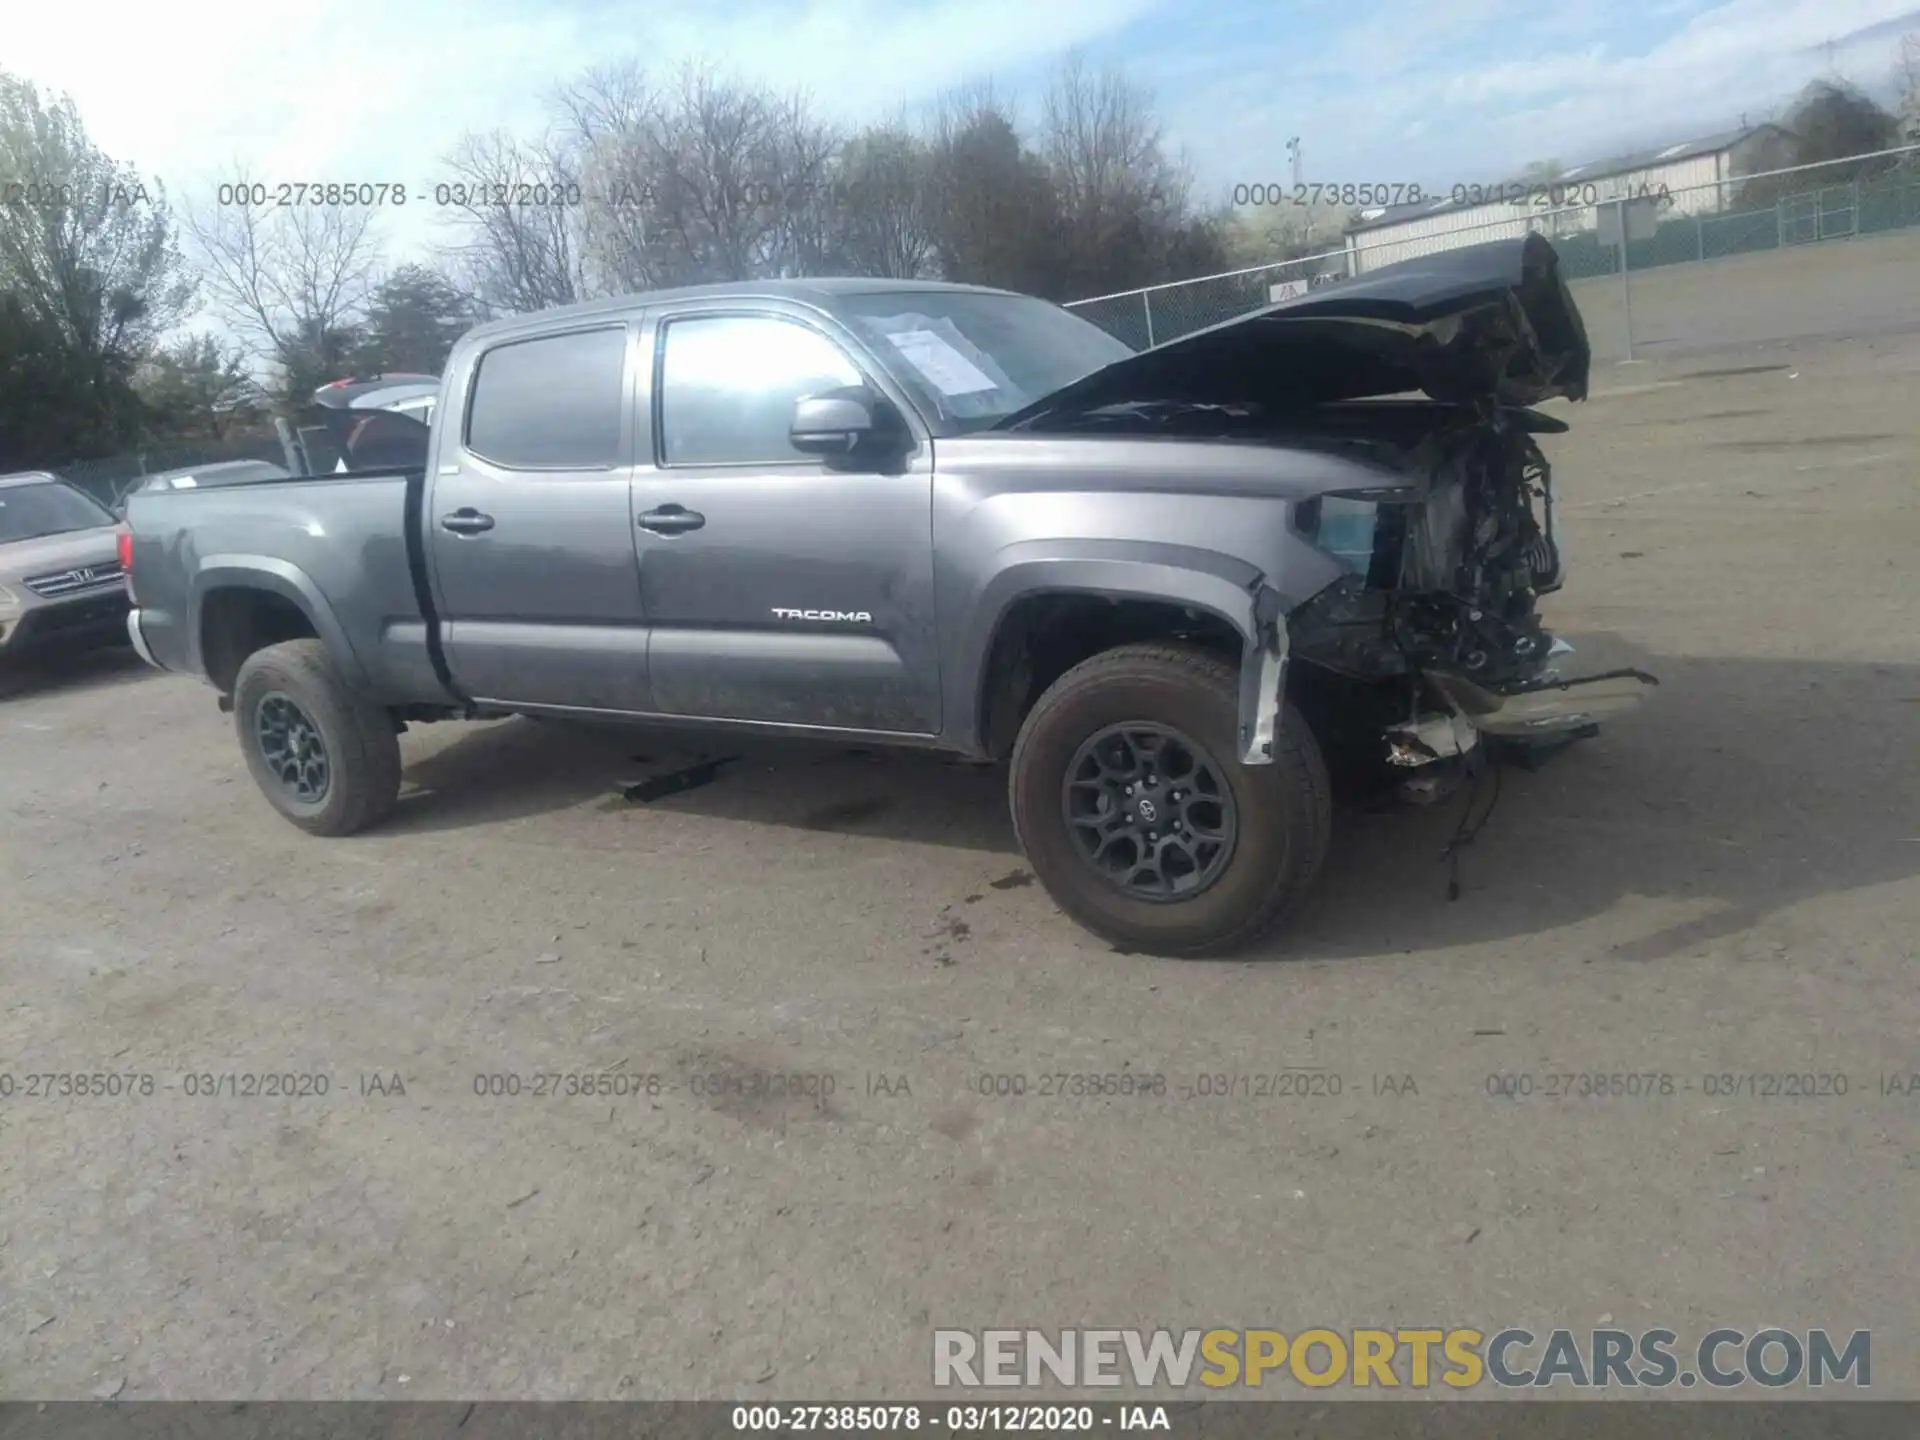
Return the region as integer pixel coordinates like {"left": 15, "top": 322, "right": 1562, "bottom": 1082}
{"left": 122, "top": 466, "right": 457, "bottom": 705}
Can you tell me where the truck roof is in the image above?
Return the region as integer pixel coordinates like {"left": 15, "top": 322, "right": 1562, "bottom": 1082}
{"left": 461, "top": 277, "right": 1024, "bottom": 345}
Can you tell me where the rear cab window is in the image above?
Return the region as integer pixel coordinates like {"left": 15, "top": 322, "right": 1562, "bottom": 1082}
{"left": 465, "top": 326, "right": 629, "bottom": 470}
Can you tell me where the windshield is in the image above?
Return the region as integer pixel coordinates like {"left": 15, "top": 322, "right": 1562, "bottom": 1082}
{"left": 839, "top": 290, "right": 1135, "bottom": 435}
{"left": 0, "top": 482, "right": 116, "bottom": 542}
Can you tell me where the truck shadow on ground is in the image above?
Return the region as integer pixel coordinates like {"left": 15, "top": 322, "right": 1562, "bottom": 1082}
{"left": 389, "top": 715, "right": 1019, "bottom": 855}
{"left": 386, "top": 648, "right": 1920, "bottom": 963}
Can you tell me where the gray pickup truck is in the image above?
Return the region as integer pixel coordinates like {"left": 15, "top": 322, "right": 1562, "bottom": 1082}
{"left": 124, "top": 236, "right": 1653, "bottom": 955}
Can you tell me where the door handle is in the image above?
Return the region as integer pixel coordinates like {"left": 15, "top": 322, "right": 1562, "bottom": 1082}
{"left": 637, "top": 504, "right": 706, "bottom": 535}
{"left": 440, "top": 508, "right": 495, "bottom": 535}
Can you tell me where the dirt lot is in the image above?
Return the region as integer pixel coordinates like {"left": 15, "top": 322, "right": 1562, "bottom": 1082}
{"left": 3, "top": 332, "right": 1918, "bottom": 1402}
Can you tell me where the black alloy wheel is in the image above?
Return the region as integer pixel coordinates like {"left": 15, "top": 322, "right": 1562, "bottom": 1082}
{"left": 232, "top": 639, "right": 402, "bottom": 836}
{"left": 254, "top": 691, "right": 332, "bottom": 804}
{"left": 1062, "top": 721, "right": 1238, "bottom": 901}
{"left": 1009, "top": 642, "right": 1331, "bottom": 957}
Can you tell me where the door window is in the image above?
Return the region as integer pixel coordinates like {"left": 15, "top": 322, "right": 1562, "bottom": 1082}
{"left": 658, "top": 315, "right": 863, "bottom": 466}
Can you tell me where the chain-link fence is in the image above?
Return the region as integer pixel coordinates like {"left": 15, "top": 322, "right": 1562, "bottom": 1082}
{"left": 53, "top": 434, "right": 293, "bottom": 511}
{"left": 1066, "top": 144, "right": 1920, "bottom": 365}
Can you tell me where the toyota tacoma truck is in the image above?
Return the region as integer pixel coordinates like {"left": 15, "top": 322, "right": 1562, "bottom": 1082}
{"left": 122, "top": 235, "right": 1654, "bottom": 956}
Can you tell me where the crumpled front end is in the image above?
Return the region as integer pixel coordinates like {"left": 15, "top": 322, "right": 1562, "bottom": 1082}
{"left": 1000, "top": 232, "right": 1649, "bottom": 780}
{"left": 1284, "top": 404, "right": 1656, "bottom": 784}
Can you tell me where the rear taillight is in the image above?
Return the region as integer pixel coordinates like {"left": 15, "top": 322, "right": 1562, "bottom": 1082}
{"left": 117, "top": 531, "right": 135, "bottom": 601}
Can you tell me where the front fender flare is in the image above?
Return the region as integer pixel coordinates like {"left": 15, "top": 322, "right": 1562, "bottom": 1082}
{"left": 190, "top": 555, "right": 371, "bottom": 692}
{"left": 949, "top": 541, "right": 1292, "bottom": 765}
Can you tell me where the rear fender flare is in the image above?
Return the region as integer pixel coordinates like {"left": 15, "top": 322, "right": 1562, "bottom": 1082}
{"left": 949, "top": 541, "right": 1291, "bottom": 764}
{"left": 190, "top": 556, "right": 371, "bottom": 692}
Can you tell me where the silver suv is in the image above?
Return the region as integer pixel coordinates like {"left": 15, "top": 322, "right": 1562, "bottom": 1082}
{"left": 0, "top": 472, "right": 131, "bottom": 663}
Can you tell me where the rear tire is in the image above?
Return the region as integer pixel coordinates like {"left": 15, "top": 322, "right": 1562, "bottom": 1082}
{"left": 233, "top": 639, "right": 401, "bottom": 836}
{"left": 1009, "top": 643, "right": 1330, "bottom": 957}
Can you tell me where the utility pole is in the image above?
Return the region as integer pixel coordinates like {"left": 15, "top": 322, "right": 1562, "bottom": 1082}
{"left": 1616, "top": 198, "right": 1636, "bottom": 362}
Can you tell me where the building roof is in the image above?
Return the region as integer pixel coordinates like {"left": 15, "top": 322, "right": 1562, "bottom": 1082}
{"left": 1346, "top": 124, "right": 1787, "bottom": 236}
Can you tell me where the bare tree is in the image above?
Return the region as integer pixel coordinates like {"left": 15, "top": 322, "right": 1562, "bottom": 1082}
{"left": 435, "top": 130, "right": 587, "bottom": 315}
{"left": 558, "top": 61, "right": 663, "bottom": 295}
{"left": 562, "top": 63, "right": 851, "bottom": 288}
{"left": 646, "top": 63, "right": 792, "bottom": 283}
{"left": 432, "top": 52, "right": 1226, "bottom": 304}
{"left": 185, "top": 166, "right": 383, "bottom": 397}
{"left": 765, "top": 91, "right": 845, "bottom": 277}
{"left": 1037, "top": 54, "right": 1221, "bottom": 297}
{"left": 1042, "top": 54, "right": 1167, "bottom": 221}
{"left": 833, "top": 122, "right": 939, "bottom": 278}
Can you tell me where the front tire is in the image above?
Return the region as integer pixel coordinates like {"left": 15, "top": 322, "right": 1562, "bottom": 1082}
{"left": 1009, "top": 643, "right": 1330, "bottom": 957}
{"left": 233, "top": 639, "right": 402, "bottom": 836}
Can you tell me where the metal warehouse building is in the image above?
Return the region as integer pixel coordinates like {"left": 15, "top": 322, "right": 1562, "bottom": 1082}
{"left": 1344, "top": 125, "right": 1796, "bottom": 272}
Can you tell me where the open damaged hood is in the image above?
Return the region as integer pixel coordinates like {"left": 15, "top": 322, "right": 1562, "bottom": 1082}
{"left": 1005, "top": 234, "right": 1590, "bottom": 426}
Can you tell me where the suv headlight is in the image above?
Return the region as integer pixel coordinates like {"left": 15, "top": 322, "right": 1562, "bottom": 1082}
{"left": 0, "top": 583, "right": 21, "bottom": 612}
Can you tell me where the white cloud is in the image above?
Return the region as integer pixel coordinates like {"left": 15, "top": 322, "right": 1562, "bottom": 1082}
{"left": 7, "top": 0, "right": 1158, "bottom": 207}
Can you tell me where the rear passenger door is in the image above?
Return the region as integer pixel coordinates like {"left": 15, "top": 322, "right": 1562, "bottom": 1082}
{"left": 426, "top": 321, "right": 653, "bottom": 712}
{"left": 629, "top": 305, "right": 940, "bottom": 735}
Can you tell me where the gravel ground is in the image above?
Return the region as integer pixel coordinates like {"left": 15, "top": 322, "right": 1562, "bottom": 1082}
{"left": 1, "top": 332, "right": 1917, "bottom": 1402}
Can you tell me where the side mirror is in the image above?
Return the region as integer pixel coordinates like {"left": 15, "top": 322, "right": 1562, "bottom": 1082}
{"left": 790, "top": 387, "right": 901, "bottom": 459}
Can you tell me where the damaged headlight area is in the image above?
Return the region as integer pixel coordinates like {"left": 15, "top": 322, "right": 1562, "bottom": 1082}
{"left": 1293, "top": 421, "right": 1560, "bottom": 687}
{"left": 1287, "top": 413, "right": 1652, "bottom": 782}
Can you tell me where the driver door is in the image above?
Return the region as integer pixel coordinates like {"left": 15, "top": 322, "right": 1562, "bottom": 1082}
{"left": 628, "top": 304, "right": 941, "bottom": 735}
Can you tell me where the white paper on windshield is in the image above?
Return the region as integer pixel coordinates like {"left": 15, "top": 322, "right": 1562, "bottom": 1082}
{"left": 884, "top": 329, "right": 998, "bottom": 396}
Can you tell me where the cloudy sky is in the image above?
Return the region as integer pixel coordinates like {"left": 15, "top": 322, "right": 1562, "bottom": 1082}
{"left": 8, "top": 0, "right": 1919, "bottom": 266}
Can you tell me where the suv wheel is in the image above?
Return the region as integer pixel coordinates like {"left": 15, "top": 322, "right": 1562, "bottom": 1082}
{"left": 1009, "top": 643, "right": 1330, "bottom": 957}
{"left": 233, "top": 639, "right": 402, "bottom": 836}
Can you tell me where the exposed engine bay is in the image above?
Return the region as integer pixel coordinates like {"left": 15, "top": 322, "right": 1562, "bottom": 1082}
{"left": 1283, "top": 402, "right": 1656, "bottom": 787}
{"left": 1001, "top": 232, "right": 1655, "bottom": 788}
{"left": 1288, "top": 404, "right": 1563, "bottom": 691}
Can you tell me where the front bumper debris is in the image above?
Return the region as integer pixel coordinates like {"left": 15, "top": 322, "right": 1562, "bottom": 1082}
{"left": 1427, "top": 666, "right": 1660, "bottom": 738}
{"left": 1385, "top": 710, "right": 1481, "bottom": 767}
